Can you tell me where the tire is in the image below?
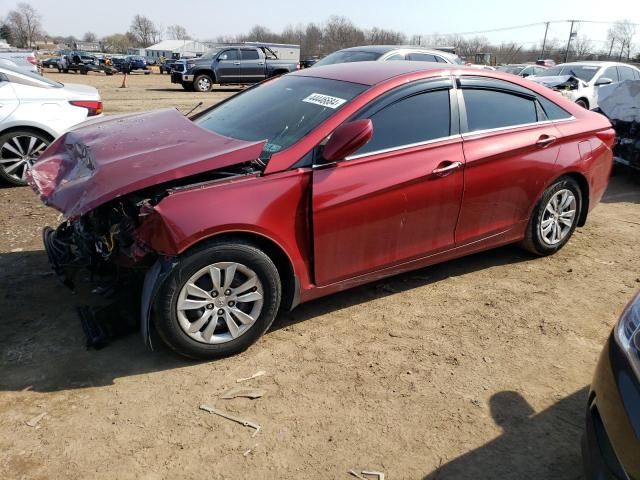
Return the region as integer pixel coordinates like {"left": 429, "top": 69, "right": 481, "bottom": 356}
{"left": 521, "top": 176, "right": 582, "bottom": 256}
{"left": 575, "top": 98, "right": 589, "bottom": 109}
{"left": 182, "top": 82, "right": 195, "bottom": 92}
{"left": 193, "top": 74, "right": 213, "bottom": 92}
{"left": 154, "top": 240, "right": 282, "bottom": 359}
{"left": 0, "top": 130, "right": 51, "bottom": 186}
{"left": 62, "top": 69, "right": 69, "bottom": 73}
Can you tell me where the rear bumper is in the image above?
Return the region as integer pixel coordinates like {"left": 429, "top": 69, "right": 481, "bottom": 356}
{"left": 583, "top": 334, "right": 640, "bottom": 480}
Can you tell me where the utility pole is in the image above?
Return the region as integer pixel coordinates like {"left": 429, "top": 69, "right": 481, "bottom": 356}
{"left": 564, "top": 20, "right": 576, "bottom": 63}
{"left": 540, "top": 22, "right": 549, "bottom": 60}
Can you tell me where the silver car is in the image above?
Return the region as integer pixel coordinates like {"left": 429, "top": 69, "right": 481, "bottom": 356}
{"left": 313, "top": 45, "right": 464, "bottom": 67}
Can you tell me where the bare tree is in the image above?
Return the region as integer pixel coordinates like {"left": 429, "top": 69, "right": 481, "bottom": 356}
{"left": 6, "top": 2, "right": 42, "bottom": 48}
{"left": 573, "top": 34, "right": 593, "bottom": 59}
{"left": 322, "top": 16, "right": 365, "bottom": 53}
{"left": 302, "top": 23, "right": 323, "bottom": 57}
{"left": 167, "top": 24, "right": 190, "bottom": 40}
{"left": 366, "top": 27, "right": 405, "bottom": 45}
{"left": 82, "top": 31, "right": 97, "bottom": 42}
{"left": 608, "top": 20, "right": 636, "bottom": 60}
{"left": 129, "top": 14, "right": 161, "bottom": 47}
{"left": 102, "top": 33, "right": 129, "bottom": 53}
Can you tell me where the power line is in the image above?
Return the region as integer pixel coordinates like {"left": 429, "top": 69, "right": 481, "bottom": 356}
{"left": 441, "top": 19, "right": 640, "bottom": 37}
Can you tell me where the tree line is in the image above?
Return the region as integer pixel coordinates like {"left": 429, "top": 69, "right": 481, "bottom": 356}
{"left": 1, "top": 2, "right": 638, "bottom": 63}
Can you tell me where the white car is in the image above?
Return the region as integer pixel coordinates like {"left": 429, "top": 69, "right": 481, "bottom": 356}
{"left": 529, "top": 61, "right": 640, "bottom": 110}
{"left": 0, "top": 63, "right": 102, "bottom": 185}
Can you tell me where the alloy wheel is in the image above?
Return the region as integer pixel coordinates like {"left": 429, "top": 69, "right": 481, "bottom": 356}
{"left": 197, "top": 77, "right": 211, "bottom": 91}
{"left": 0, "top": 134, "right": 50, "bottom": 184}
{"left": 540, "top": 189, "right": 577, "bottom": 245}
{"left": 176, "top": 262, "right": 264, "bottom": 344}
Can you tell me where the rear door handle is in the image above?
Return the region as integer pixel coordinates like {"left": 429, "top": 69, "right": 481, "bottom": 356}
{"left": 234, "top": 62, "right": 241, "bottom": 65}
{"left": 536, "top": 134, "right": 557, "bottom": 148}
{"left": 432, "top": 161, "right": 463, "bottom": 177}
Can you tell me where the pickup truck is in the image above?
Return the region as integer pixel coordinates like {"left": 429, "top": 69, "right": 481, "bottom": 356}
{"left": 171, "top": 45, "right": 300, "bottom": 92}
{"left": 0, "top": 49, "right": 38, "bottom": 73}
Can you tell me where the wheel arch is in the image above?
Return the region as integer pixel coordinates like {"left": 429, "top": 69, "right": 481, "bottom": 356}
{"left": 181, "top": 231, "right": 299, "bottom": 312}
{"left": 194, "top": 69, "right": 216, "bottom": 82}
{"left": 0, "top": 124, "right": 56, "bottom": 142}
{"left": 562, "top": 171, "right": 590, "bottom": 227}
{"left": 575, "top": 97, "right": 590, "bottom": 109}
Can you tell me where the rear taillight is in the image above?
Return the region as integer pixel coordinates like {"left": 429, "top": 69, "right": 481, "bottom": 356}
{"left": 596, "top": 128, "right": 616, "bottom": 149}
{"left": 296, "top": 62, "right": 300, "bottom": 70}
{"left": 69, "top": 100, "right": 103, "bottom": 117}
{"left": 27, "top": 54, "right": 37, "bottom": 65}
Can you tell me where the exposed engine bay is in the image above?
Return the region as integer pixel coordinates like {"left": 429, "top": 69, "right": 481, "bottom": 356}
{"left": 534, "top": 75, "right": 582, "bottom": 92}
{"left": 42, "top": 162, "right": 262, "bottom": 290}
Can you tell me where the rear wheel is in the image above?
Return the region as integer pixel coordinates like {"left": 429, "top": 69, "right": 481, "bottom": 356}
{"left": 0, "top": 130, "right": 51, "bottom": 186}
{"left": 193, "top": 74, "right": 213, "bottom": 92}
{"left": 154, "top": 241, "right": 281, "bottom": 359}
{"left": 521, "top": 176, "right": 582, "bottom": 256}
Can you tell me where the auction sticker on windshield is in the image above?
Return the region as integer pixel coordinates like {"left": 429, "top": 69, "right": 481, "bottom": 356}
{"left": 302, "top": 93, "right": 347, "bottom": 109}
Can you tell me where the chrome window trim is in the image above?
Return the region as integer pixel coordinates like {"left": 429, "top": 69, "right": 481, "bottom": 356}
{"left": 461, "top": 116, "right": 575, "bottom": 138}
{"left": 345, "top": 134, "right": 462, "bottom": 161}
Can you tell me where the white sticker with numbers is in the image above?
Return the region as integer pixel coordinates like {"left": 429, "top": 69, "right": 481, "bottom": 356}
{"left": 302, "top": 93, "right": 347, "bottom": 109}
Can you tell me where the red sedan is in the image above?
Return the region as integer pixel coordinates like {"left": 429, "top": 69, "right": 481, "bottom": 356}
{"left": 29, "top": 62, "right": 614, "bottom": 359}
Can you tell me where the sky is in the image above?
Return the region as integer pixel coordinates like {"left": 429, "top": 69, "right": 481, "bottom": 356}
{"left": 3, "top": 0, "right": 639, "bottom": 49}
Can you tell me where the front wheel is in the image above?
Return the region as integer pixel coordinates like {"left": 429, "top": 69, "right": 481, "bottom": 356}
{"left": 575, "top": 99, "right": 589, "bottom": 109}
{"left": 521, "top": 176, "right": 582, "bottom": 256}
{"left": 193, "top": 74, "right": 213, "bottom": 92}
{"left": 154, "top": 241, "right": 282, "bottom": 359}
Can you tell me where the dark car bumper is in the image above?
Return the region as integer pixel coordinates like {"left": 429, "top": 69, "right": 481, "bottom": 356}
{"left": 583, "top": 334, "right": 640, "bottom": 480}
{"left": 171, "top": 71, "right": 192, "bottom": 84}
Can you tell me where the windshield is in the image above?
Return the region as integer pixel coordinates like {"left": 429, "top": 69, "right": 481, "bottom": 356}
{"left": 314, "top": 50, "right": 383, "bottom": 67}
{"left": 200, "top": 48, "right": 224, "bottom": 61}
{"left": 0, "top": 64, "right": 63, "bottom": 88}
{"left": 541, "top": 64, "right": 600, "bottom": 82}
{"left": 194, "top": 76, "right": 367, "bottom": 160}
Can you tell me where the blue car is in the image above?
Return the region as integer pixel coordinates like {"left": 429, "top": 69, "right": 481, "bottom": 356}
{"left": 114, "top": 55, "right": 150, "bottom": 74}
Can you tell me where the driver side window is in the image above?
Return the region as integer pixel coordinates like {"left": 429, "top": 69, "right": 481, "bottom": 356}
{"left": 351, "top": 89, "right": 451, "bottom": 157}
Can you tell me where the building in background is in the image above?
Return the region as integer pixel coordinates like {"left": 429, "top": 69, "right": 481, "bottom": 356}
{"left": 143, "top": 40, "right": 209, "bottom": 61}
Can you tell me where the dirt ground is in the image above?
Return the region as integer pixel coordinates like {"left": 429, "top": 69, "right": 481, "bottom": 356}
{"left": 1, "top": 72, "right": 639, "bottom": 479}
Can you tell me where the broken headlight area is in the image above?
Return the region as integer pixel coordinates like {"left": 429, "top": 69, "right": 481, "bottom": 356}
{"left": 43, "top": 197, "right": 152, "bottom": 290}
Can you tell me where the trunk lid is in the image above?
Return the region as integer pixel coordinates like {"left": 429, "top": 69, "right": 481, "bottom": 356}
{"left": 28, "top": 108, "right": 265, "bottom": 218}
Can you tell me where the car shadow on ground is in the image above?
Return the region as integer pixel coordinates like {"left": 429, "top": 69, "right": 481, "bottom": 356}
{"left": 0, "top": 242, "right": 531, "bottom": 393}
{"left": 422, "top": 388, "right": 588, "bottom": 479}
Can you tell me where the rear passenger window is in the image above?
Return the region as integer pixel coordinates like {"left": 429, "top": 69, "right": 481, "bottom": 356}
{"left": 354, "top": 89, "right": 450, "bottom": 156}
{"left": 407, "top": 53, "right": 438, "bottom": 62}
{"left": 463, "top": 89, "right": 538, "bottom": 131}
{"left": 241, "top": 49, "right": 260, "bottom": 60}
{"left": 385, "top": 54, "right": 405, "bottom": 61}
{"left": 435, "top": 56, "right": 448, "bottom": 63}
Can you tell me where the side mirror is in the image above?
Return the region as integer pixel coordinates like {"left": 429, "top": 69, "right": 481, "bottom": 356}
{"left": 322, "top": 119, "right": 373, "bottom": 163}
{"left": 522, "top": 72, "right": 530, "bottom": 78}
{"left": 217, "top": 56, "right": 226, "bottom": 61}
{"left": 595, "top": 77, "right": 613, "bottom": 86}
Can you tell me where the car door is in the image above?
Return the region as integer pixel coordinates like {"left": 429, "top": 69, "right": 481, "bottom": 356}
{"left": 216, "top": 49, "right": 240, "bottom": 83}
{"left": 312, "top": 79, "right": 465, "bottom": 285}
{"left": 238, "top": 48, "right": 264, "bottom": 82}
{"left": 455, "top": 76, "right": 564, "bottom": 245}
{"left": 0, "top": 74, "right": 18, "bottom": 123}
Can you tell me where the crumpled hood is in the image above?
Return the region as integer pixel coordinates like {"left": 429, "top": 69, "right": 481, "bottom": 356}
{"left": 531, "top": 75, "right": 585, "bottom": 89}
{"left": 28, "top": 108, "right": 265, "bottom": 219}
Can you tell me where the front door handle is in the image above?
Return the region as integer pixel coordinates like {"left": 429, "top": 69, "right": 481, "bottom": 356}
{"left": 536, "top": 134, "right": 557, "bottom": 148}
{"left": 432, "top": 161, "right": 463, "bottom": 177}
{"left": 234, "top": 62, "right": 241, "bottom": 65}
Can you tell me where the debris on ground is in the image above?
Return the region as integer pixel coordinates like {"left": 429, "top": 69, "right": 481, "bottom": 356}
{"left": 243, "top": 444, "right": 258, "bottom": 457}
{"left": 221, "top": 387, "right": 267, "bottom": 400}
{"left": 199, "top": 404, "right": 261, "bottom": 437}
{"left": 349, "top": 470, "right": 385, "bottom": 480}
{"left": 26, "top": 412, "right": 47, "bottom": 427}
{"left": 236, "top": 371, "right": 266, "bottom": 383}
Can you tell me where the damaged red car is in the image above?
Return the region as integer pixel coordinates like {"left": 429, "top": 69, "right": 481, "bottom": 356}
{"left": 29, "top": 62, "right": 614, "bottom": 359}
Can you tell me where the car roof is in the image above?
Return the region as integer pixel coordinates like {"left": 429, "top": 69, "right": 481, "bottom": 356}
{"left": 292, "top": 60, "right": 463, "bottom": 85}
{"left": 335, "top": 45, "right": 457, "bottom": 57}
{"left": 556, "top": 61, "right": 630, "bottom": 67}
